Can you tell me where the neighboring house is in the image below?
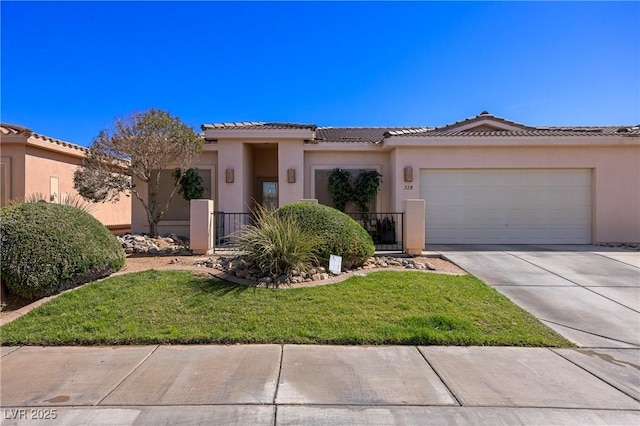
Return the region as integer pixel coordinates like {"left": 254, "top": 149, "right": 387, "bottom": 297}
{"left": 0, "top": 123, "right": 131, "bottom": 233}
{"left": 131, "top": 111, "right": 639, "bottom": 245}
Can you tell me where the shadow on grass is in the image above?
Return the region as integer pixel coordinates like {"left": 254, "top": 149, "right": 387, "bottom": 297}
{"left": 190, "top": 277, "right": 254, "bottom": 296}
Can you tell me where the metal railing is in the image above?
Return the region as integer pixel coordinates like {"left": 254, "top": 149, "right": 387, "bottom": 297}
{"left": 213, "top": 210, "right": 404, "bottom": 252}
{"left": 346, "top": 212, "right": 404, "bottom": 252}
{"left": 212, "top": 211, "right": 253, "bottom": 248}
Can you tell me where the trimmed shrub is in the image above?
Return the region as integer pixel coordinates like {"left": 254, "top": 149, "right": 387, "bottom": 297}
{"left": 275, "top": 202, "right": 375, "bottom": 267}
{"left": 233, "top": 206, "right": 320, "bottom": 276}
{"left": 0, "top": 203, "right": 125, "bottom": 299}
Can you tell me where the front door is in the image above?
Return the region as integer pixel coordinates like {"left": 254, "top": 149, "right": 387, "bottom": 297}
{"left": 258, "top": 179, "right": 278, "bottom": 210}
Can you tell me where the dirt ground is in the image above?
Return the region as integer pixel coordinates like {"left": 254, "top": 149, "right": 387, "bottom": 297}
{"left": 1, "top": 254, "right": 466, "bottom": 317}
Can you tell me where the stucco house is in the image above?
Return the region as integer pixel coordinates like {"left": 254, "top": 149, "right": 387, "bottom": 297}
{"left": 0, "top": 123, "right": 131, "bottom": 233}
{"left": 131, "top": 112, "right": 639, "bottom": 246}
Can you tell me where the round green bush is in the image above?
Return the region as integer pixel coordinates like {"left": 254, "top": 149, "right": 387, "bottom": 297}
{"left": 275, "top": 202, "right": 375, "bottom": 267}
{"left": 0, "top": 202, "right": 125, "bottom": 299}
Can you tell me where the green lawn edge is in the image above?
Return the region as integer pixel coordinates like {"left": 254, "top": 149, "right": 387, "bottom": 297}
{"left": 0, "top": 270, "right": 573, "bottom": 347}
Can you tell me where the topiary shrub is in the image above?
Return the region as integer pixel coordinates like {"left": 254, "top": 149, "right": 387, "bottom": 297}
{"left": 275, "top": 202, "right": 375, "bottom": 268}
{"left": 0, "top": 203, "right": 125, "bottom": 299}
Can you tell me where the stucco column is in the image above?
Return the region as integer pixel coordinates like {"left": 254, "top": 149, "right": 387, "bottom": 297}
{"left": 403, "top": 199, "right": 425, "bottom": 255}
{"left": 278, "top": 140, "right": 304, "bottom": 206}
{"left": 190, "top": 199, "right": 214, "bottom": 255}
{"left": 217, "top": 140, "right": 245, "bottom": 212}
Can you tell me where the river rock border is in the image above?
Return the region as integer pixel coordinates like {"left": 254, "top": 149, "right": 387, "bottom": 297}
{"left": 192, "top": 255, "right": 448, "bottom": 288}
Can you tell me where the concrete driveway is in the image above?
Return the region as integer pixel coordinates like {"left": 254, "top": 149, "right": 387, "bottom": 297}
{"left": 429, "top": 245, "right": 640, "bottom": 348}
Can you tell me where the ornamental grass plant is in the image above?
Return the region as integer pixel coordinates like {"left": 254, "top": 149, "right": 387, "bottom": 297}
{"left": 232, "top": 205, "right": 320, "bottom": 277}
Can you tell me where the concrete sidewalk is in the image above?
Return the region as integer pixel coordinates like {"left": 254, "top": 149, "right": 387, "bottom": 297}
{"left": 1, "top": 344, "right": 638, "bottom": 425}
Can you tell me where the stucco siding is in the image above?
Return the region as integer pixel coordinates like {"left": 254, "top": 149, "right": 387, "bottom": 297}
{"left": 393, "top": 144, "right": 640, "bottom": 243}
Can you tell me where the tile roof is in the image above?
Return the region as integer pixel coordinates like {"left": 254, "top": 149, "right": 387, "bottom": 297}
{"left": 383, "top": 112, "right": 640, "bottom": 138}
{"left": 200, "top": 112, "right": 640, "bottom": 143}
{"left": 201, "top": 122, "right": 317, "bottom": 131}
{"left": 0, "top": 123, "right": 89, "bottom": 152}
{"left": 385, "top": 126, "right": 640, "bottom": 138}
{"left": 433, "top": 111, "right": 537, "bottom": 131}
{"left": 315, "top": 127, "right": 431, "bottom": 144}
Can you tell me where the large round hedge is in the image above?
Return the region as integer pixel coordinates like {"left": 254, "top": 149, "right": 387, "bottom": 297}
{"left": 275, "top": 202, "right": 375, "bottom": 267}
{"left": 0, "top": 202, "right": 125, "bottom": 299}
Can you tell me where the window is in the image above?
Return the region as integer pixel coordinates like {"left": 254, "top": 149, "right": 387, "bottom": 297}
{"left": 150, "top": 169, "right": 212, "bottom": 221}
{"left": 314, "top": 168, "right": 377, "bottom": 213}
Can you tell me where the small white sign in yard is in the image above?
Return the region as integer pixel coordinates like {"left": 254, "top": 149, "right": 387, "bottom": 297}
{"left": 329, "top": 255, "right": 342, "bottom": 275}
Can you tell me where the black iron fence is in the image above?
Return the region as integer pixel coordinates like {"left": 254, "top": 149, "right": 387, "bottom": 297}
{"left": 212, "top": 211, "right": 253, "bottom": 248}
{"left": 346, "top": 212, "right": 404, "bottom": 251}
{"left": 212, "top": 210, "right": 404, "bottom": 252}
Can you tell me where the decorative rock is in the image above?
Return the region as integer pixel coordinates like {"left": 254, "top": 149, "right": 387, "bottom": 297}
{"left": 274, "top": 275, "right": 289, "bottom": 285}
{"left": 312, "top": 273, "right": 329, "bottom": 281}
{"left": 119, "top": 233, "right": 190, "bottom": 255}
{"left": 201, "top": 253, "right": 444, "bottom": 286}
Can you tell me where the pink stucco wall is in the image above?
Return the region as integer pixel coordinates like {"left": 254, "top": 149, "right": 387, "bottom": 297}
{"left": 278, "top": 140, "right": 304, "bottom": 206}
{"left": 390, "top": 143, "right": 640, "bottom": 243}
{"left": 132, "top": 129, "right": 640, "bottom": 244}
{"left": 1, "top": 133, "right": 131, "bottom": 231}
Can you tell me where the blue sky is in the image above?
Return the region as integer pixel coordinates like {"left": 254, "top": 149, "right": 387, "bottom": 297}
{"left": 2, "top": 1, "right": 639, "bottom": 146}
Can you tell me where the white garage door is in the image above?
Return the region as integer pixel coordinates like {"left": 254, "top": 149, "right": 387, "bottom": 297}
{"left": 420, "top": 169, "right": 592, "bottom": 244}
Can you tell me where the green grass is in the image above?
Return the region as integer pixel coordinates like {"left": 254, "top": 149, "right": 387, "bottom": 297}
{"left": 0, "top": 270, "right": 572, "bottom": 347}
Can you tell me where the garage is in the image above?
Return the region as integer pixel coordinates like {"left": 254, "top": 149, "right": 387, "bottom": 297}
{"left": 420, "top": 169, "right": 592, "bottom": 244}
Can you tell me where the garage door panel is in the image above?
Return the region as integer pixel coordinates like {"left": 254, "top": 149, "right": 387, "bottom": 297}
{"left": 421, "top": 169, "right": 592, "bottom": 244}
{"left": 548, "top": 211, "right": 590, "bottom": 227}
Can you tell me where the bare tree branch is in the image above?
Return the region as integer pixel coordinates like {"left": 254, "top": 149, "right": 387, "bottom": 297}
{"left": 74, "top": 108, "right": 204, "bottom": 236}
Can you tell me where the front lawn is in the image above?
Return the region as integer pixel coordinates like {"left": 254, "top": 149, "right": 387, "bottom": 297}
{"left": 0, "top": 270, "right": 571, "bottom": 347}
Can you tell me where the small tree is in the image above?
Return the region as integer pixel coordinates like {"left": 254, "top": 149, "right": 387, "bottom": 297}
{"left": 74, "top": 108, "right": 203, "bottom": 236}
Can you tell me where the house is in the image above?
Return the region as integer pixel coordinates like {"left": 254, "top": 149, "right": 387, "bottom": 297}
{"left": 131, "top": 112, "right": 640, "bottom": 245}
{"left": 0, "top": 123, "right": 131, "bottom": 233}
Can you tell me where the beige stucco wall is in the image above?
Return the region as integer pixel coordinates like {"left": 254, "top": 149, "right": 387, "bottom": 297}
{"left": 390, "top": 143, "right": 640, "bottom": 243}
{"left": 1, "top": 135, "right": 131, "bottom": 230}
{"left": 129, "top": 132, "right": 639, "bottom": 244}
{"left": 278, "top": 140, "right": 304, "bottom": 206}
{"left": 23, "top": 146, "right": 130, "bottom": 228}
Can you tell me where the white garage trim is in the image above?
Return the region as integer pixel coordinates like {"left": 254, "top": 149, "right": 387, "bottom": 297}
{"left": 420, "top": 169, "right": 592, "bottom": 244}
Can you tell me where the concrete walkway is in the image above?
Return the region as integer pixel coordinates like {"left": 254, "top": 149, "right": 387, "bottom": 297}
{"left": 1, "top": 344, "right": 639, "bottom": 425}
{"left": 431, "top": 244, "right": 640, "bottom": 349}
